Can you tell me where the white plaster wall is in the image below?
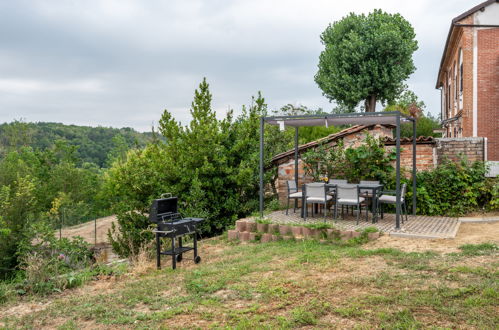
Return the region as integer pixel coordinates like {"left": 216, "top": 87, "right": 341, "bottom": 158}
{"left": 475, "top": 2, "right": 499, "bottom": 25}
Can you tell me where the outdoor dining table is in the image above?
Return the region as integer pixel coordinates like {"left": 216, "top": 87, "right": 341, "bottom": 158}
{"left": 301, "top": 183, "right": 383, "bottom": 223}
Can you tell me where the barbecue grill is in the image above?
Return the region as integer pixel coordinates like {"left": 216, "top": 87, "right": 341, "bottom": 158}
{"left": 149, "top": 194, "right": 204, "bottom": 270}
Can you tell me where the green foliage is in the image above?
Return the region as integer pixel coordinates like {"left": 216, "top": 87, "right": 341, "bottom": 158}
{"left": 343, "top": 134, "right": 396, "bottom": 183}
{"left": 458, "top": 243, "right": 498, "bottom": 257}
{"left": 315, "top": 9, "right": 418, "bottom": 111}
{"left": 0, "top": 175, "right": 36, "bottom": 279}
{"left": 0, "top": 143, "right": 110, "bottom": 278}
{"left": 406, "top": 159, "right": 491, "bottom": 216}
{"left": 302, "top": 134, "right": 395, "bottom": 184}
{"left": 105, "top": 79, "right": 291, "bottom": 256}
{"left": 0, "top": 121, "right": 153, "bottom": 167}
{"left": 16, "top": 221, "right": 94, "bottom": 295}
{"left": 384, "top": 90, "right": 442, "bottom": 138}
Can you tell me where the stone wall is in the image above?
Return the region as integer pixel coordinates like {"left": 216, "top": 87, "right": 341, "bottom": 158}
{"left": 435, "top": 137, "right": 485, "bottom": 163}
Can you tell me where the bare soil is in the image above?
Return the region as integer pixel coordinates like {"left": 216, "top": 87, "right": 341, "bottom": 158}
{"left": 59, "top": 215, "right": 116, "bottom": 245}
{"left": 366, "top": 221, "right": 499, "bottom": 253}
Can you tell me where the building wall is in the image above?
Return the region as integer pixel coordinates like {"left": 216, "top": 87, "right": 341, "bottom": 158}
{"left": 437, "top": 3, "right": 499, "bottom": 160}
{"left": 477, "top": 28, "right": 499, "bottom": 160}
{"left": 435, "top": 137, "right": 485, "bottom": 163}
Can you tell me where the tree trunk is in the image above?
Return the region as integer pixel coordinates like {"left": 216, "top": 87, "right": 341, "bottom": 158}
{"left": 364, "top": 95, "right": 377, "bottom": 112}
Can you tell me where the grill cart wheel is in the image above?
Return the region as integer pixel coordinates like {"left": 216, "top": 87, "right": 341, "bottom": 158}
{"left": 176, "top": 254, "right": 183, "bottom": 262}
{"left": 194, "top": 256, "right": 201, "bottom": 264}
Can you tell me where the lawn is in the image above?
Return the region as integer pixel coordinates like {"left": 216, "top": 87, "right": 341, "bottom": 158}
{"left": 0, "top": 234, "right": 498, "bottom": 329}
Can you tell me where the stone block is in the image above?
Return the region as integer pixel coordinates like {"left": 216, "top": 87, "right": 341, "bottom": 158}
{"left": 256, "top": 223, "right": 268, "bottom": 233}
{"left": 249, "top": 232, "right": 257, "bottom": 241}
{"left": 368, "top": 232, "right": 380, "bottom": 240}
{"left": 228, "top": 230, "right": 239, "bottom": 241}
{"left": 291, "top": 226, "right": 302, "bottom": 237}
{"left": 351, "top": 231, "right": 361, "bottom": 238}
{"left": 246, "top": 222, "right": 257, "bottom": 232}
{"left": 261, "top": 233, "right": 273, "bottom": 243}
{"left": 271, "top": 235, "right": 279, "bottom": 241}
{"left": 282, "top": 235, "right": 294, "bottom": 241}
{"left": 279, "top": 224, "right": 291, "bottom": 236}
{"left": 239, "top": 231, "right": 250, "bottom": 242}
{"left": 302, "top": 227, "right": 313, "bottom": 238}
{"left": 268, "top": 224, "right": 280, "bottom": 234}
{"left": 235, "top": 220, "right": 246, "bottom": 232}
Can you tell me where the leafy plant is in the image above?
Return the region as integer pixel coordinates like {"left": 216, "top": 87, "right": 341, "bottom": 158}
{"left": 406, "top": 159, "right": 491, "bottom": 216}
{"left": 302, "top": 134, "right": 395, "bottom": 185}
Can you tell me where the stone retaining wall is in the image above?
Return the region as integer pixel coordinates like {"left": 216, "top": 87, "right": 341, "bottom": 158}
{"left": 228, "top": 219, "right": 380, "bottom": 243}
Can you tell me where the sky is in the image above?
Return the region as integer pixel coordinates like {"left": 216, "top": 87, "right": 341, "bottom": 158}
{"left": 0, "top": 0, "right": 479, "bottom": 132}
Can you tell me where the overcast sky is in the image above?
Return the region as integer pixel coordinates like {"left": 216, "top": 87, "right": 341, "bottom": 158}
{"left": 0, "top": 0, "right": 478, "bottom": 131}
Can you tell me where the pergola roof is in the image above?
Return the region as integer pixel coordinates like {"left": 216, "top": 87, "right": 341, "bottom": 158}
{"left": 265, "top": 111, "right": 414, "bottom": 128}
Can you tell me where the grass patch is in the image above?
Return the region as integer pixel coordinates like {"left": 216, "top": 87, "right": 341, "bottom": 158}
{"left": 458, "top": 243, "right": 498, "bottom": 256}
{"left": 1, "top": 237, "right": 498, "bottom": 329}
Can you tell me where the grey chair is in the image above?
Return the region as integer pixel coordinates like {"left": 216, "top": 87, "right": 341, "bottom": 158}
{"left": 286, "top": 180, "right": 303, "bottom": 215}
{"left": 304, "top": 183, "right": 333, "bottom": 221}
{"left": 379, "top": 183, "right": 408, "bottom": 223}
{"left": 334, "top": 184, "right": 367, "bottom": 225}
{"left": 359, "top": 180, "right": 380, "bottom": 196}
{"left": 328, "top": 179, "right": 348, "bottom": 185}
{"left": 327, "top": 179, "right": 348, "bottom": 197}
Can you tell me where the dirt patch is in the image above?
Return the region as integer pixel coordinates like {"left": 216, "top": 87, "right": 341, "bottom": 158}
{"left": 366, "top": 222, "right": 499, "bottom": 253}
{"left": 59, "top": 215, "right": 117, "bottom": 245}
{"left": 0, "top": 301, "right": 52, "bottom": 320}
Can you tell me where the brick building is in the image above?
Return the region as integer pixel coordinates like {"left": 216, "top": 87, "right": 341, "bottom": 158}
{"left": 435, "top": 0, "right": 499, "bottom": 161}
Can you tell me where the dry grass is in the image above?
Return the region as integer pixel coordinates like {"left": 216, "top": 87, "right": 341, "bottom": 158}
{"left": 1, "top": 223, "right": 498, "bottom": 329}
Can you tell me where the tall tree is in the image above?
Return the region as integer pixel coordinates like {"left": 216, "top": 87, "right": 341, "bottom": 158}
{"left": 315, "top": 9, "right": 418, "bottom": 112}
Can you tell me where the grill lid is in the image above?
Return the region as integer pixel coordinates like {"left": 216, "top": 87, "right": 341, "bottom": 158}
{"left": 149, "top": 195, "right": 178, "bottom": 223}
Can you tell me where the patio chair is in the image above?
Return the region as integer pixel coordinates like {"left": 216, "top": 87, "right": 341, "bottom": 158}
{"left": 334, "top": 184, "right": 367, "bottom": 225}
{"left": 304, "top": 183, "right": 333, "bottom": 221}
{"left": 359, "top": 180, "right": 380, "bottom": 196}
{"left": 359, "top": 180, "right": 381, "bottom": 222}
{"left": 286, "top": 180, "right": 302, "bottom": 215}
{"left": 379, "top": 183, "right": 408, "bottom": 223}
{"left": 327, "top": 179, "right": 348, "bottom": 197}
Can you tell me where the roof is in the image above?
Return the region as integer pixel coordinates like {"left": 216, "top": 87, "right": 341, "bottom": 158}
{"left": 271, "top": 125, "right": 376, "bottom": 164}
{"left": 383, "top": 136, "right": 435, "bottom": 145}
{"left": 271, "top": 124, "right": 435, "bottom": 164}
{"left": 265, "top": 111, "right": 412, "bottom": 128}
{"left": 435, "top": 0, "right": 499, "bottom": 88}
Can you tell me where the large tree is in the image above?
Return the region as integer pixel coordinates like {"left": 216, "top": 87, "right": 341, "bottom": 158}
{"left": 315, "top": 9, "right": 418, "bottom": 112}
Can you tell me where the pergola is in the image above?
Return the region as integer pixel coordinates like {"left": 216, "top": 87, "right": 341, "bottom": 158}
{"left": 259, "top": 111, "right": 417, "bottom": 229}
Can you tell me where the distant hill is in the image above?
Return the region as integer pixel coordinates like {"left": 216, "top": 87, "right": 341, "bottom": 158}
{"left": 0, "top": 121, "right": 155, "bottom": 167}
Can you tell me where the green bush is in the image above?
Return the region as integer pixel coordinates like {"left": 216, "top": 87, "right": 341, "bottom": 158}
{"left": 16, "top": 221, "right": 94, "bottom": 295}
{"left": 302, "top": 133, "right": 395, "bottom": 184}
{"left": 406, "top": 159, "right": 493, "bottom": 216}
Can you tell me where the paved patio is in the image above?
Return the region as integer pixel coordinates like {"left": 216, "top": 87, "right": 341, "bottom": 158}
{"left": 266, "top": 210, "right": 460, "bottom": 239}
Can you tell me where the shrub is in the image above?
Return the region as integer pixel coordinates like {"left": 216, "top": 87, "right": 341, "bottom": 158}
{"left": 405, "top": 159, "right": 492, "bottom": 216}
{"left": 302, "top": 133, "right": 395, "bottom": 184}
{"left": 17, "top": 221, "right": 94, "bottom": 295}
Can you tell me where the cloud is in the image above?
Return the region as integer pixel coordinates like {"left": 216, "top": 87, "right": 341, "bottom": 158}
{"left": 0, "top": 0, "right": 479, "bottom": 131}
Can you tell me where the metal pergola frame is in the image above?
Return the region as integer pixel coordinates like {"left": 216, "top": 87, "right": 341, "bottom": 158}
{"left": 259, "top": 111, "right": 417, "bottom": 230}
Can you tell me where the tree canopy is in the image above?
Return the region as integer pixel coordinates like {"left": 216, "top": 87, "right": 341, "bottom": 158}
{"left": 315, "top": 9, "right": 418, "bottom": 112}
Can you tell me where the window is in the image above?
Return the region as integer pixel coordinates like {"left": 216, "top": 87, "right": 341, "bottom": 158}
{"left": 459, "top": 48, "right": 463, "bottom": 93}
{"left": 454, "top": 62, "right": 458, "bottom": 101}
